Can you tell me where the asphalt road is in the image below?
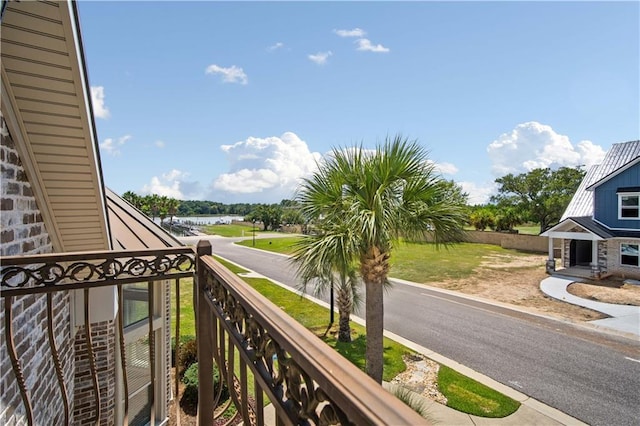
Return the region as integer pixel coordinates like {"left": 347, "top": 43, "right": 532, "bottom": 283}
{"left": 185, "top": 235, "right": 640, "bottom": 426}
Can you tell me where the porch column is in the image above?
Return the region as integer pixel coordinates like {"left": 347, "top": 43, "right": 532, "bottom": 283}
{"left": 591, "top": 239, "right": 600, "bottom": 278}
{"left": 545, "top": 236, "right": 556, "bottom": 273}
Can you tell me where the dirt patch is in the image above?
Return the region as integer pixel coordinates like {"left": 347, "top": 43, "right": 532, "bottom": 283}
{"left": 423, "top": 253, "right": 625, "bottom": 322}
{"left": 568, "top": 281, "right": 640, "bottom": 306}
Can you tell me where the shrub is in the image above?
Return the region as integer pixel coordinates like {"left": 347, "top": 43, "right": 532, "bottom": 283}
{"left": 180, "top": 362, "right": 228, "bottom": 413}
{"left": 178, "top": 338, "right": 198, "bottom": 379}
{"left": 171, "top": 335, "right": 195, "bottom": 367}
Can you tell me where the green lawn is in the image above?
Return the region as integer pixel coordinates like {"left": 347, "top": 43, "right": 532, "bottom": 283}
{"left": 170, "top": 277, "right": 195, "bottom": 339}
{"left": 389, "top": 242, "right": 537, "bottom": 283}
{"left": 236, "top": 236, "right": 299, "bottom": 254}
{"left": 235, "top": 237, "right": 534, "bottom": 284}
{"left": 438, "top": 365, "right": 520, "bottom": 417}
{"left": 201, "top": 223, "right": 257, "bottom": 237}
{"left": 243, "top": 276, "right": 407, "bottom": 382}
{"left": 514, "top": 225, "right": 541, "bottom": 235}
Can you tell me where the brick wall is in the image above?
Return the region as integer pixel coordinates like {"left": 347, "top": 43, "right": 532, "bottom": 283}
{"left": 1, "top": 115, "right": 74, "bottom": 425}
{"left": 606, "top": 239, "right": 640, "bottom": 280}
{"left": 73, "top": 320, "right": 116, "bottom": 425}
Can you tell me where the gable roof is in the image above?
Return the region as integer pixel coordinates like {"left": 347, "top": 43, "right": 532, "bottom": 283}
{"left": 542, "top": 216, "right": 640, "bottom": 239}
{"left": 1, "top": 1, "right": 111, "bottom": 252}
{"left": 561, "top": 140, "right": 640, "bottom": 220}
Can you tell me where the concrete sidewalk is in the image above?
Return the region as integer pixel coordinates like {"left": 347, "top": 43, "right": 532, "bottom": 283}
{"left": 540, "top": 276, "right": 640, "bottom": 337}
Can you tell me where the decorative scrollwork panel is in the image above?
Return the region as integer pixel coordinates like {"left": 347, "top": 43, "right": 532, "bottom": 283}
{"left": 203, "top": 267, "right": 351, "bottom": 425}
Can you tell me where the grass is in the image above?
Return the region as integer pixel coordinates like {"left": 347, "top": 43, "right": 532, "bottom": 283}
{"left": 438, "top": 365, "right": 520, "bottom": 417}
{"left": 170, "top": 277, "right": 195, "bottom": 339}
{"left": 202, "top": 223, "right": 257, "bottom": 237}
{"left": 514, "top": 225, "right": 541, "bottom": 235}
{"left": 243, "top": 276, "right": 407, "bottom": 381}
{"left": 171, "top": 255, "right": 520, "bottom": 417}
{"left": 237, "top": 237, "right": 535, "bottom": 284}
{"left": 389, "top": 242, "right": 534, "bottom": 283}
{"left": 236, "top": 236, "right": 299, "bottom": 254}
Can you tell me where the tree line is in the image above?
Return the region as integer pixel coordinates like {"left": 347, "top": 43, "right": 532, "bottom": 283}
{"left": 123, "top": 165, "right": 585, "bottom": 235}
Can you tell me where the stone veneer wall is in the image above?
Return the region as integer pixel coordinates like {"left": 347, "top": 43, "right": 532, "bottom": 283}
{"left": 1, "top": 115, "right": 74, "bottom": 425}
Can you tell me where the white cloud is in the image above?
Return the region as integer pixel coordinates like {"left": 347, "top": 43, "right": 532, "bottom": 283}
{"left": 356, "top": 38, "right": 390, "bottom": 53}
{"left": 211, "top": 132, "right": 322, "bottom": 202}
{"left": 205, "top": 64, "right": 248, "bottom": 85}
{"left": 142, "top": 169, "right": 202, "bottom": 200}
{"left": 99, "top": 134, "right": 131, "bottom": 156}
{"left": 334, "top": 28, "right": 366, "bottom": 38}
{"left": 308, "top": 51, "right": 332, "bottom": 65}
{"left": 90, "top": 86, "right": 110, "bottom": 119}
{"left": 267, "top": 42, "right": 284, "bottom": 51}
{"left": 155, "top": 140, "right": 165, "bottom": 148}
{"left": 427, "top": 160, "right": 458, "bottom": 176}
{"left": 459, "top": 181, "right": 498, "bottom": 205}
{"left": 487, "top": 122, "right": 606, "bottom": 177}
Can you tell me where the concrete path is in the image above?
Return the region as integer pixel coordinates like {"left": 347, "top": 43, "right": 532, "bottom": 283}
{"left": 540, "top": 276, "right": 640, "bottom": 337}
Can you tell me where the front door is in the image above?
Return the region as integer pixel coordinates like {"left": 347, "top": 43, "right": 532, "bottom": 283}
{"left": 570, "top": 240, "right": 592, "bottom": 267}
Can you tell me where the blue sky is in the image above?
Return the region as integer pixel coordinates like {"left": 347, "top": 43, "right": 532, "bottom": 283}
{"left": 78, "top": 1, "right": 639, "bottom": 205}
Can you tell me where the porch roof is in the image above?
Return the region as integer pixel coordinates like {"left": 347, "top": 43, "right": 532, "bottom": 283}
{"left": 542, "top": 216, "right": 640, "bottom": 240}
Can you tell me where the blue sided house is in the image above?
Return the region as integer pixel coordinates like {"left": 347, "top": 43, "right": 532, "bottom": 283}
{"left": 542, "top": 140, "right": 640, "bottom": 280}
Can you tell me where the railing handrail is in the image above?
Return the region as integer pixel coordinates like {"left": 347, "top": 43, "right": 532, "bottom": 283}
{"left": 0, "top": 246, "right": 195, "bottom": 266}
{"left": 0, "top": 246, "right": 196, "bottom": 297}
{"left": 199, "top": 250, "right": 429, "bottom": 425}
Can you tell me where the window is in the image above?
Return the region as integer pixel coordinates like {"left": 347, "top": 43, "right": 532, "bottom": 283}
{"left": 621, "top": 243, "right": 639, "bottom": 267}
{"left": 619, "top": 193, "right": 640, "bottom": 219}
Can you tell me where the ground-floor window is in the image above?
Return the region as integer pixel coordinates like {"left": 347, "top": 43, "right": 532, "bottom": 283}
{"left": 621, "top": 243, "right": 639, "bottom": 267}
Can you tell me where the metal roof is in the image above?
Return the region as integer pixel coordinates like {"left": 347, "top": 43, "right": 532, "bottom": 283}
{"left": 561, "top": 140, "right": 640, "bottom": 220}
{"left": 106, "top": 188, "right": 184, "bottom": 250}
{"left": 1, "top": 1, "right": 111, "bottom": 252}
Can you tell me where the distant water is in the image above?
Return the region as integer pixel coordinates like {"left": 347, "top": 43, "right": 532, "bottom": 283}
{"left": 154, "top": 215, "right": 244, "bottom": 226}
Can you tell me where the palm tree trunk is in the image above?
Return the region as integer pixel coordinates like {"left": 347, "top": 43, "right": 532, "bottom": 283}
{"left": 336, "top": 287, "right": 353, "bottom": 342}
{"left": 365, "top": 279, "right": 384, "bottom": 383}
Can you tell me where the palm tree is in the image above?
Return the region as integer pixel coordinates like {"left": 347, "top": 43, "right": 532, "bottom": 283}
{"left": 295, "top": 135, "right": 467, "bottom": 383}
{"left": 158, "top": 195, "right": 169, "bottom": 226}
{"left": 292, "top": 220, "right": 362, "bottom": 343}
{"left": 166, "top": 197, "right": 180, "bottom": 231}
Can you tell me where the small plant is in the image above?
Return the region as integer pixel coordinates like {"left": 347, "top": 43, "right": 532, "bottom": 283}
{"left": 180, "top": 362, "right": 228, "bottom": 414}
{"left": 389, "top": 385, "right": 430, "bottom": 419}
{"left": 171, "top": 335, "right": 195, "bottom": 368}
{"left": 178, "top": 338, "right": 198, "bottom": 379}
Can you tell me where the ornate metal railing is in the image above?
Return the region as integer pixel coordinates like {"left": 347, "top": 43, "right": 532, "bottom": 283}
{"left": 1, "top": 242, "right": 429, "bottom": 425}
{"left": 195, "top": 240, "right": 428, "bottom": 425}
{"left": 1, "top": 246, "right": 195, "bottom": 425}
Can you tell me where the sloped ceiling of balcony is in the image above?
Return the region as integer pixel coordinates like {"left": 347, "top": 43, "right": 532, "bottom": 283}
{"left": 1, "top": 1, "right": 111, "bottom": 252}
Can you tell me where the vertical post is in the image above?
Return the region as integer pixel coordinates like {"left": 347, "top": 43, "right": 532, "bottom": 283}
{"left": 591, "top": 239, "right": 600, "bottom": 278}
{"left": 330, "top": 283, "right": 334, "bottom": 325}
{"left": 196, "top": 240, "right": 214, "bottom": 426}
{"left": 252, "top": 220, "right": 256, "bottom": 247}
{"left": 545, "top": 237, "right": 556, "bottom": 274}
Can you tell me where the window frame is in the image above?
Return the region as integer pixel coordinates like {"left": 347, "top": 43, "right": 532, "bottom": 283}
{"left": 618, "top": 192, "right": 640, "bottom": 220}
{"left": 620, "top": 243, "right": 640, "bottom": 267}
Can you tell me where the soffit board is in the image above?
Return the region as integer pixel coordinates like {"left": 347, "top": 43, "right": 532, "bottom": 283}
{"left": 1, "top": 1, "right": 110, "bottom": 253}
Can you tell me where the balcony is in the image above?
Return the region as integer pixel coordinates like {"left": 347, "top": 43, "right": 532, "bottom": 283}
{"left": 1, "top": 240, "right": 428, "bottom": 425}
